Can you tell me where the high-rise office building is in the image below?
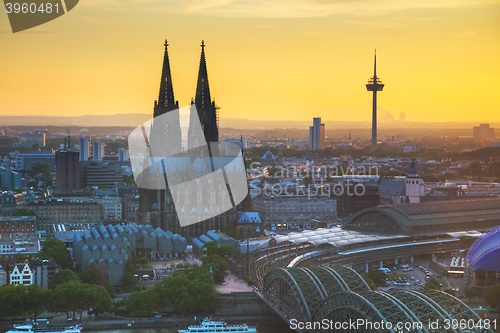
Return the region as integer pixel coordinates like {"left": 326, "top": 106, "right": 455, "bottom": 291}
{"left": 79, "top": 137, "right": 91, "bottom": 161}
{"left": 85, "top": 162, "right": 122, "bottom": 189}
{"left": 473, "top": 124, "right": 495, "bottom": 140}
{"left": 118, "top": 148, "right": 129, "bottom": 161}
{"left": 92, "top": 141, "right": 105, "bottom": 161}
{"left": 55, "top": 150, "right": 80, "bottom": 190}
{"left": 0, "top": 167, "right": 22, "bottom": 189}
{"left": 308, "top": 117, "right": 325, "bottom": 150}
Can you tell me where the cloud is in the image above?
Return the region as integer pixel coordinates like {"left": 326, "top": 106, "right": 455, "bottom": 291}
{"left": 177, "top": 0, "right": 499, "bottom": 18}
{"left": 80, "top": 0, "right": 499, "bottom": 18}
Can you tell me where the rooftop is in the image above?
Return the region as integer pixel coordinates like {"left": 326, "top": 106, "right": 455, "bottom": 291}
{"left": 348, "top": 198, "right": 500, "bottom": 230}
{"left": 273, "top": 226, "right": 407, "bottom": 247}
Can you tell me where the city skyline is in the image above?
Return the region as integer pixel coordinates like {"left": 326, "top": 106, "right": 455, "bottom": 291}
{"left": 0, "top": 1, "right": 499, "bottom": 123}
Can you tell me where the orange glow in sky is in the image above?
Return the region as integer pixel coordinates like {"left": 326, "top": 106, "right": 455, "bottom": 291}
{"left": 0, "top": 0, "right": 499, "bottom": 122}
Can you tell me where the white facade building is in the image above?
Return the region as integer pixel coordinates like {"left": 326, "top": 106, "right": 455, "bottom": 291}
{"left": 93, "top": 194, "right": 122, "bottom": 220}
{"left": 253, "top": 194, "right": 336, "bottom": 231}
{"left": 9, "top": 261, "right": 34, "bottom": 285}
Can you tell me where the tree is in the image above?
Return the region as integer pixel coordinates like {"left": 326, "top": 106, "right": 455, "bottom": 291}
{"left": 121, "top": 272, "right": 138, "bottom": 291}
{"left": 134, "top": 257, "right": 148, "bottom": 264}
{"left": 464, "top": 288, "right": 475, "bottom": 301}
{"left": 50, "top": 281, "right": 112, "bottom": 319}
{"left": 218, "top": 244, "right": 234, "bottom": 257}
{"left": 151, "top": 266, "right": 219, "bottom": 314}
{"left": 0, "top": 284, "right": 27, "bottom": 321}
{"left": 30, "top": 162, "right": 51, "bottom": 177}
{"left": 50, "top": 280, "right": 86, "bottom": 317}
{"left": 207, "top": 254, "right": 229, "bottom": 272}
{"left": 223, "top": 222, "right": 238, "bottom": 240}
{"left": 483, "top": 284, "right": 500, "bottom": 309}
{"left": 424, "top": 277, "right": 441, "bottom": 290}
{"left": 210, "top": 266, "right": 225, "bottom": 284}
{"left": 366, "top": 270, "right": 387, "bottom": 287}
{"left": 14, "top": 253, "right": 31, "bottom": 262}
{"left": 475, "top": 288, "right": 484, "bottom": 299}
{"left": 103, "top": 281, "right": 116, "bottom": 299}
{"left": 123, "top": 174, "right": 136, "bottom": 186}
{"left": 39, "top": 238, "right": 73, "bottom": 269}
{"left": 190, "top": 280, "right": 220, "bottom": 312}
{"left": 362, "top": 276, "right": 377, "bottom": 290}
{"left": 25, "top": 284, "right": 50, "bottom": 322}
{"left": 465, "top": 162, "right": 483, "bottom": 177}
{"left": 125, "top": 290, "right": 157, "bottom": 316}
{"left": 204, "top": 241, "right": 221, "bottom": 256}
{"left": 84, "top": 284, "right": 113, "bottom": 318}
{"left": 49, "top": 269, "right": 80, "bottom": 289}
{"left": 79, "top": 265, "right": 100, "bottom": 285}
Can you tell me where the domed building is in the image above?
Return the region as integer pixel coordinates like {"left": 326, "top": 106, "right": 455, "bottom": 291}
{"left": 466, "top": 225, "right": 500, "bottom": 288}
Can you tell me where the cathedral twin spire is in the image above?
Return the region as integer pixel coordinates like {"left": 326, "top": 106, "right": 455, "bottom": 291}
{"left": 155, "top": 39, "right": 218, "bottom": 145}
{"left": 155, "top": 40, "right": 178, "bottom": 117}
{"left": 194, "top": 40, "right": 212, "bottom": 113}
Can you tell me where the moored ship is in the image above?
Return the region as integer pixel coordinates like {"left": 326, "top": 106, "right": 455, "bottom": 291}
{"left": 178, "top": 318, "right": 257, "bottom": 333}
{"left": 6, "top": 321, "right": 82, "bottom": 333}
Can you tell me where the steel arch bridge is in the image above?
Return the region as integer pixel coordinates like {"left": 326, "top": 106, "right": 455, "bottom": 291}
{"left": 259, "top": 266, "right": 493, "bottom": 333}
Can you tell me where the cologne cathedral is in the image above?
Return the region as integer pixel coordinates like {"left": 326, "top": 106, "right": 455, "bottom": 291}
{"left": 137, "top": 40, "right": 240, "bottom": 239}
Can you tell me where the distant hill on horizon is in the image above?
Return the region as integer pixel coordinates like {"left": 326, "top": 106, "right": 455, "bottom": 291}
{"left": 0, "top": 114, "right": 498, "bottom": 130}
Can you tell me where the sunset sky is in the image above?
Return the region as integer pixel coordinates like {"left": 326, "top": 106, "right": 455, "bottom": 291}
{"left": 0, "top": 0, "right": 499, "bottom": 123}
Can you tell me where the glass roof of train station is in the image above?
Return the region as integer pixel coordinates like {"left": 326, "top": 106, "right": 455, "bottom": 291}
{"left": 273, "top": 226, "right": 407, "bottom": 247}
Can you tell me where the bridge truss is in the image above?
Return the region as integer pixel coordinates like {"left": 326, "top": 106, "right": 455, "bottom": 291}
{"left": 260, "top": 266, "right": 493, "bottom": 333}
